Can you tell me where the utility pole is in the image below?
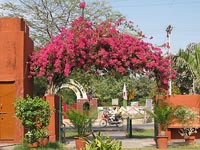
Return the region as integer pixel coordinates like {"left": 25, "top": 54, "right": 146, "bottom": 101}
{"left": 166, "top": 25, "right": 173, "bottom": 96}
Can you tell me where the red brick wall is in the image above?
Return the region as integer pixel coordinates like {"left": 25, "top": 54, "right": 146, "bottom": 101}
{"left": 76, "top": 98, "right": 98, "bottom": 113}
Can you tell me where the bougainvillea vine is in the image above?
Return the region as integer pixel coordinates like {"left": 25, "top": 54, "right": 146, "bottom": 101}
{"left": 29, "top": 3, "right": 176, "bottom": 94}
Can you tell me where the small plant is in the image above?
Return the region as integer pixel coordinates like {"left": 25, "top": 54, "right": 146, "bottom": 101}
{"left": 85, "top": 132, "right": 122, "bottom": 150}
{"left": 174, "top": 106, "right": 199, "bottom": 138}
{"left": 14, "top": 95, "right": 51, "bottom": 144}
{"left": 66, "top": 108, "right": 95, "bottom": 150}
{"left": 66, "top": 108, "right": 92, "bottom": 137}
{"left": 146, "top": 100, "right": 177, "bottom": 135}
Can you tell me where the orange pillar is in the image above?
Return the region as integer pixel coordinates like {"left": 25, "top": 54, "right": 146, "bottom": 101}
{"left": 0, "top": 17, "right": 33, "bottom": 143}
{"left": 45, "top": 94, "right": 60, "bottom": 142}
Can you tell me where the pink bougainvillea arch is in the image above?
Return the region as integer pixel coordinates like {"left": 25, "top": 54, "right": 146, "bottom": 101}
{"left": 29, "top": 16, "right": 176, "bottom": 94}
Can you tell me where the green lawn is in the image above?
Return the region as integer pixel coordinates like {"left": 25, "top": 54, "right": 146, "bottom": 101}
{"left": 131, "top": 129, "right": 154, "bottom": 138}
{"left": 18, "top": 143, "right": 200, "bottom": 150}
{"left": 123, "top": 144, "right": 200, "bottom": 150}
{"left": 65, "top": 128, "right": 154, "bottom": 139}
{"left": 14, "top": 142, "right": 71, "bottom": 150}
{"left": 126, "top": 129, "right": 200, "bottom": 149}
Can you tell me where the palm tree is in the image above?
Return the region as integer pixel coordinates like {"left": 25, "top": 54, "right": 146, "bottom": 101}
{"left": 173, "top": 43, "right": 200, "bottom": 94}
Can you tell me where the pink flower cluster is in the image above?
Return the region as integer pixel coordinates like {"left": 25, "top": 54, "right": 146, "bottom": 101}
{"left": 79, "top": 1, "right": 86, "bottom": 9}
{"left": 29, "top": 17, "right": 176, "bottom": 91}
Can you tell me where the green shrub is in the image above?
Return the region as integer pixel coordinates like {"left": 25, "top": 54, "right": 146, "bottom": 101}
{"left": 14, "top": 95, "right": 51, "bottom": 143}
{"left": 66, "top": 108, "right": 92, "bottom": 137}
{"left": 146, "top": 100, "right": 177, "bottom": 132}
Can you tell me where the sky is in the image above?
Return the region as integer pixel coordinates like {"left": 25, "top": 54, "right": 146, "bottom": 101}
{"left": 1, "top": 0, "right": 199, "bottom": 54}
{"left": 108, "top": 0, "right": 200, "bottom": 54}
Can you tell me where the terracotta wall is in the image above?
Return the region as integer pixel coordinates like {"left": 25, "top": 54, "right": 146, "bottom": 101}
{"left": 45, "top": 95, "right": 60, "bottom": 142}
{"left": 165, "top": 95, "right": 200, "bottom": 140}
{"left": 0, "top": 17, "right": 33, "bottom": 143}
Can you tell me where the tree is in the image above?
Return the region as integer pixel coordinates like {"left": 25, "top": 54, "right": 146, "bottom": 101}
{"left": 0, "top": 0, "right": 124, "bottom": 46}
{"left": 173, "top": 49, "right": 195, "bottom": 94}
{"left": 173, "top": 43, "right": 200, "bottom": 94}
{"left": 91, "top": 76, "right": 129, "bottom": 106}
{"left": 133, "top": 76, "right": 154, "bottom": 104}
{"left": 58, "top": 73, "right": 154, "bottom": 106}
{"left": 0, "top": 0, "right": 126, "bottom": 95}
{"left": 1, "top": 1, "right": 175, "bottom": 96}
{"left": 186, "top": 43, "right": 200, "bottom": 93}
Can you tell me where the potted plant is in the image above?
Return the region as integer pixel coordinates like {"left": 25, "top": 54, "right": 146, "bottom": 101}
{"left": 36, "top": 128, "right": 50, "bottom": 146}
{"left": 174, "top": 106, "right": 199, "bottom": 144}
{"left": 146, "top": 100, "right": 177, "bottom": 149}
{"left": 14, "top": 95, "right": 51, "bottom": 147}
{"left": 66, "top": 108, "right": 93, "bottom": 150}
{"left": 85, "top": 132, "right": 122, "bottom": 150}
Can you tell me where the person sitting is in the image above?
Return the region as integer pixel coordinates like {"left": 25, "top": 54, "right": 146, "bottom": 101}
{"left": 115, "top": 106, "right": 122, "bottom": 121}
{"left": 118, "top": 106, "right": 122, "bottom": 116}
{"left": 111, "top": 106, "right": 121, "bottom": 121}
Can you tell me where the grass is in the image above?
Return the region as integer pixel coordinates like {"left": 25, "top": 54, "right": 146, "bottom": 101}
{"left": 123, "top": 129, "right": 200, "bottom": 150}
{"left": 66, "top": 129, "right": 200, "bottom": 150}
{"left": 123, "top": 144, "right": 200, "bottom": 150}
{"left": 65, "top": 129, "right": 154, "bottom": 139}
{"left": 14, "top": 141, "right": 70, "bottom": 150}
{"left": 65, "top": 130, "right": 78, "bottom": 138}
{"left": 131, "top": 129, "right": 154, "bottom": 138}
{"left": 18, "top": 129, "right": 200, "bottom": 150}
{"left": 14, "top": 141, "right": 200, "bottom": 150}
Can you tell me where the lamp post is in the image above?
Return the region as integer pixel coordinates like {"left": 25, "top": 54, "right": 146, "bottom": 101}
{"left": 166, "top": 25, "right": 173, "bottom": 95}
{"left": 154, "top": 25, "right": 173, "bottom": 139}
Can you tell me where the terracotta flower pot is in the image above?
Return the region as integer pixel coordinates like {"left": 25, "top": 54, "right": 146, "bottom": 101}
{"left": 27, "top": 142, "right": 38, "bottom": 148}
{"left": 156, "top": 135, "right": 168, "bottom": 149}
{"left": 75, "top": 137, "right": 86, "bottom": 150}
{"left": 38, "top": 136, "right": 49, "bottom": 146}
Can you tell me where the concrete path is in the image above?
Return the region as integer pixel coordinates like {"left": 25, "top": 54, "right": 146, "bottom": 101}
{"left": 63, "top": 118, "right": 157, "bottom": 149}
{"left": 65, "top": 130, "right": 200, "bottom": 149}
{"left": 0, "top": 143, "right": 16, "bottom": 150}
{"left": 1, "top": 131, "right": 200, "bottom": 150}
{"left": 65, "top": 130, "right": 156, "bottom": 149}
{"left": 0, "top": 119, "right": 154, "bottom": 150}
{"left": 1, "top": 119, "right": 200, "bottom": 149}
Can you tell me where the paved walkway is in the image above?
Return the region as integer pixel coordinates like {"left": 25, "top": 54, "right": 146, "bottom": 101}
{"left": 0, "top": 143, "right": 16, "bottom": 150}
{"left": 0, "top": 119, "right": 153, "bottom": 150}
{"left": 65, "top": 130, "right": 156, "bottom": 149}
{"left": 63, "top": 118, "right": 157, "bottom": 149}
{"left": 1, "top": 119, "right": 200, "bottom": 149}
{"left": 65, "top": 130, "right": 200, "bottom": 149}
{"left": 1, "top": 131, "right": 200, "bottom": 150}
